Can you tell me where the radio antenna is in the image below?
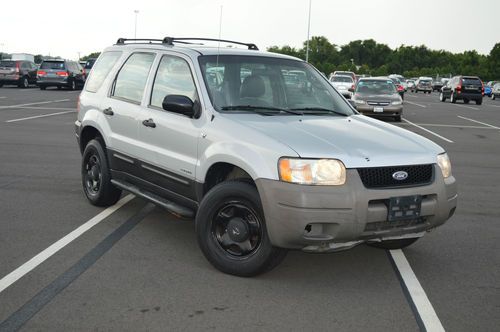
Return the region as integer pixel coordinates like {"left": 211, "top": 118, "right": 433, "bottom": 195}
{"left": 216, "top": 5, "right": 223, "bottom": 67}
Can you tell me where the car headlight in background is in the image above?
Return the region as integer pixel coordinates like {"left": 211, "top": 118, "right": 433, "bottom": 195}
{"left": 279, "top": 158, "right": 346, "bottom": 185}
{"left": 392, "top": 100, "right": 402, "bottom": 105}
{"left": 354, "top": 99, "right": 365, "bottom": 105}
{"left": 437, "top": 153, "right": 452, "bottom": 178}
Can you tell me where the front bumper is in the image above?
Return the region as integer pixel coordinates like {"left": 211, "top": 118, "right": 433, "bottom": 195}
{"left": 356, "top": 104, "right": 402, "bottom": 117}
{"left": 256, "top": 167, "right": 457, "bottom": 252}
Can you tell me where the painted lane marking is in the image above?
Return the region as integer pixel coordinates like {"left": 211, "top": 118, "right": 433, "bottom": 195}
{"left": 457, "top": 116, "right": 500, "bottom": 130}
{"left": 0, "top": 194, "right": 134, "bottom": 294}
{"left": 0, "top": 96, "right": 6, "bottom": 99}
{"left": 405, "top": 101, "right": 427, "bottom": 108}
{"left": 13, "top": 106, "right": 76, "bottom": 111}
{"left": 399, "top": 123, "right": 496, "bottom": 129}
{"left": 0, "top": 203, "right": 153, "bottom": 332}
{"left": 402, "top": 118, "right": 454, "bottom": 143}
{"left": 6, "top": 111, "right": 76, "bottom": 123}
{"left": 389, "top": 250, "right": 445, "bottom": 332}
{"left": 485, "top": 104, "right": 500, "bottom": 108}
{"left": 453, "top": 104, "right": 479, "bottom": 111}
{"left": 0, "top": 99, "right": 71, "bottom": 110}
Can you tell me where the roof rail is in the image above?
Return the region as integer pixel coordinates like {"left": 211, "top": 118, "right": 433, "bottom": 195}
{"left": 115, "top": 38, "right": 164, "bottom": 45}
{"left": 162, "top": 37, "right": 259, "bottom": 50}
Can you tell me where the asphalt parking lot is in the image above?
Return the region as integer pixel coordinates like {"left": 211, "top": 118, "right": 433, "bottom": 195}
{"left": 0, "top": 87, "right": 499, "bottom": 331}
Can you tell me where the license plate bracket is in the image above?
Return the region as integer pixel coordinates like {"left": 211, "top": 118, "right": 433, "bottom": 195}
{"left": 388, "top": 195, "right": 422, "bottom": 221}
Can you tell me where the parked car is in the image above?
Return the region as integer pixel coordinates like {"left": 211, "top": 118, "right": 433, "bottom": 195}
{"left": 83, "top": 58, "right": 97, "bottom": 77}
{"left": 389, "top": 74, "right": 407, "bottom": 91}
{"left": 407, "top": 79, "right": 415, "bottom": 90}
{"left": 76, "top": 37, "right": 457, "bottom": 276}
{"left": 329, "top": 75, "right": 354, "bottom": 99}
{"left": 389, "top": 77, "right": 405, "bottom": 100}
{"left": 484, "top": 81, "right": 498, "bottom": 97}
{"left": 413, "top": 78, "right": 432, "bottom": 93}
{"left": 491, "top": 83, "right": 500, "bottom": 100}
{"left": 432, "top": 79, "right": 444, "bottom": 92}
{"left": 439, "top": 75, "right": 483, "bottom": 105}
{"left": 0, "top": 60, "right": 38, "bottom": 88}
{"left": 331, "top": 71, "right": 356, "bottom": 82}
{"left": 351, "top": 77, "right": 403, "bottom": 121}
{"left": 37, "top": 59, "right": 86, "bottom": 90}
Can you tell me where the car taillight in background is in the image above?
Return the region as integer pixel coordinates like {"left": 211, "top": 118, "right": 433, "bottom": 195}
{"left": 15, "top": 62, "right": 20, "bottom": 73}
{"left": 56, "top": 71, "right": 69, "bottom": 77}
{"left": 37, "top": 70, "right": 47, "bottom": 76}
{"left": 456, "top": 81, "right": 462, "bottom": 93}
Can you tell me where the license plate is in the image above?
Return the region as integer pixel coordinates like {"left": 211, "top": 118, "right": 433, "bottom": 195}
{"left": 388, "top": 195, "right": 422, "bottom": 221}
{"left": 374, "top": 107, "right": 384, "bottom": 113}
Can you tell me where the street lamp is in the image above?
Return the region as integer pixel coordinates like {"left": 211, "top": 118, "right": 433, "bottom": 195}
{"left": 134, "top": 10, "right": 139, "bottom": 39}
{"left": 305, "top": 0, "right": 312, "bottom": 62}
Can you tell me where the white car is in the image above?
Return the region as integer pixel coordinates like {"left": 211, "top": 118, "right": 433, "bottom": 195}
{"left": 329, "top": 75, "right": 354, "bottom": 98}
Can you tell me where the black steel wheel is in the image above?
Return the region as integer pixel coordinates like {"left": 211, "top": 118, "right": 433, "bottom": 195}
{"left": 81, "top": 139, "right": 121, "bottom": 206}
{"left": 196, "top": 181, "right": 287, "bottom": 277}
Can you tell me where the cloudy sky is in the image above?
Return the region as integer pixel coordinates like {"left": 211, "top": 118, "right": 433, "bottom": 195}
{"left": 1, "top": 0, "right": 499, "bottom": 60}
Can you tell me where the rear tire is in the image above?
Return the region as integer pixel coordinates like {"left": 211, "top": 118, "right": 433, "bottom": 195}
{"left": 463, "top": 98, "right": 469, "bottom": 104}
{"left": 196, "top": 181, "right": 287, "bottom": 277}
{"left": 40, "top": 86, "right": 46, "bottom": 90}
{"left": 476, "top": 98, "right": 482, "bottom": 105}
{"left": 57, "top": 86, "right": 62, "bottom": 90}
{"left": 450, "top": 92, "right": 456, "bottom": 103}
{"left": 492, "top": 94, "right": 496, "bottom": 100}
{"left": 70, "top": 80, "right": 76, "bottom": 90}
{"left": 367, "top": 237, "right": 419, "bottom": 250}
{"left": 439, "top": 92, "right": 446, "bottom": 102}
{"left": 394, "top": 115, "right": 402, "bottom": 122}
{"left": 18, "top": 76, "right": 29, "bottom": 88}
{"left": 81, "top": 139, "right": 122, "bottom": 207}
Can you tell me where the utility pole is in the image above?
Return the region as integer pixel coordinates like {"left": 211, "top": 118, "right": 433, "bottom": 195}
{"left": 306, "top": 0, "right": 312, "bottom": 62}
{"left": 134, "top": 10, "right": 139, "bottom": 39}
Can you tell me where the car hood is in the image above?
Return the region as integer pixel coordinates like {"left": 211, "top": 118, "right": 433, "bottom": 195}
{"left": 226, "top": 114, "right": 443, "bottom": 168}
{"left": 354, "top": 93, "right": 401, "bottom": 101}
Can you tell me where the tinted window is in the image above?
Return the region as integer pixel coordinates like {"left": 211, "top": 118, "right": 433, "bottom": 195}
{"left": 0, "top": 61, "right": 16, "bottom": 68}
{"left": 84, "top": 59, "right": 96, "bottom": 69}
{"left": 40, "top": 61, "right": 66, "bottom": 70}
{"left": 85, "top": 51, "right": 122, "bottom": 93}
{"left": 113, "top": 52, "right": 155, "bottom": 103}
{"left": 462, "top": 78, "right": 481, "bottom": 86}
{"left": 151, "top": 55, "right": 198, "bottom": 109}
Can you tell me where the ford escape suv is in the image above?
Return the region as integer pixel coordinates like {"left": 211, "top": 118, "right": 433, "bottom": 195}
{"left": 75, "top": 37, "right": 458, "bottom": 277}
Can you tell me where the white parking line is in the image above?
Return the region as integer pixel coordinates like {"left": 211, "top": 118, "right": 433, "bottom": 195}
{"left": 400, "top": 123, "right": 496, "bottom": 129}
{"left": 6, "top": 111, "right": 76, "bottom": 123}
{"left": 485, "top": 104, "right": 500, "bottom": 108}
{"left": 402, "top": 118, "right": 454, "bottom": 143}
{"left": 0, "top": 96, "right": 6, "bottom": 99}
{"left": 0, "top": 194, "right": 134, "bottom": 294}
{"left": 390, "top": 250, "right": 445, "bottom": 332}
{"left": 405, "top": 101, "right": 427, "bottom": 108}
{"left": 454, "top": 104, "right": 479, "bottom": 111}
{"left": 0, "top": 99, "right": 71, "bottom": 110}
{"left": 13, "top": 106, "right": 76, "bottom": 111}
{"left": 457, "top": 116, "right": 500, "bottom": 129}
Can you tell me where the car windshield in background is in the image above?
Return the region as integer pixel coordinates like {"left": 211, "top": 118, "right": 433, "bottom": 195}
{"left": 84, "top": 59, "right": 96, "bottom": 69}
{"left": 331, "top": 76, "right": 353, "bottom": 83}
{"left": 0, "top": 61, "right": 16, "bottom": 68}
{"left": 40, "top": 61, "right": 65, "bottom": 70}
{"left": 199, "top": 55, "right": 354, "bottom": 116}
{"left": 462, "top": 78, "right": 481, "bottom": 85}
{"left": 356, "top": 80, "right": 396, "bottom": 94}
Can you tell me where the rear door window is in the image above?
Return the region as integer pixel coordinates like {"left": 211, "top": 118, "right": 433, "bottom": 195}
{"left": 85, "top": 52, "right": 122, "bottom": 93}
{"left": 112, "top": 52, "right": 155, "bottom": 103}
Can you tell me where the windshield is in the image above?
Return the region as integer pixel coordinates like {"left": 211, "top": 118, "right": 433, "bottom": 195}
{"left": 198, "top": 55, "right": 354, "bottom": 116}
{"left": 355, "top": 80, "right": 396, "bottom": 94}
{"left": 330, "top": 76, "right": 353, "bottom": 83}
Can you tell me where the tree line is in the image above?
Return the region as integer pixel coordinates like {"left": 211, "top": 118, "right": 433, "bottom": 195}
{"left": 268, "top": 37, "right": 500, "bottom": 81}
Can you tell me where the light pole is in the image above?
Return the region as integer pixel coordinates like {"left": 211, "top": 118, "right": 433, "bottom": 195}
{"left": 134, "top": 10, "right": 139, "bottom": 39}
{"left": 305, "top": 0, "right": 312, "bottom": 62}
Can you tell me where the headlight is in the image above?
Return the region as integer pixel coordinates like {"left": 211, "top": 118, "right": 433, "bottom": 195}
{"left": 354, "top": 99, "right": 365, "bottom": 105}
{"left": 392, "top": 100, "right": 402, "bottom": 105}
{"left": 437, "top": 153, "right": 452, "bottom": 178}
{"left": 278, "top": 158, "right": 346, "bottom": 185}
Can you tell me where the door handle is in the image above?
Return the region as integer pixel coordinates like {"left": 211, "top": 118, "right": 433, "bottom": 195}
{"left": 142, "top": 118, "right": 156, "bottom": 128}
{"left": 102, "top": 107, "right": 114, "bottom": 116}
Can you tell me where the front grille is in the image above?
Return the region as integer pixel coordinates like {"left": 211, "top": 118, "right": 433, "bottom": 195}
{"left": 367, "top": 101, "right": 390, "bottom": 106}
{"left": 357, "top": 164, "right": 433, "bottom": 188}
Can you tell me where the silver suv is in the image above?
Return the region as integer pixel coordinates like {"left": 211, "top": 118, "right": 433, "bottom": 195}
{"left": 76, "top": 37, "right": 458, "bottom": 276}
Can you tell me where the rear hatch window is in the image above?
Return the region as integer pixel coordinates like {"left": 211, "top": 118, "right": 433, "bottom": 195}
{"left": 462, "top": 78, "right": 481, "bottom": 86}
{"left": 0, "top": 61, "right": 16, "bottom": 68}
{"left": 40, "top": 61, "right": 66, "bottom": 70}
{"left": 331, "top": 76, "right": 353, "bottom": 83}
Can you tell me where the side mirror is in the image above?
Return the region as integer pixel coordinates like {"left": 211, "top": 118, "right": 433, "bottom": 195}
{"left": 162, "top": 95, "right": 197, "bottom": 117}
{"left": 348, "top": 99, "right": 357, "bottom": 109}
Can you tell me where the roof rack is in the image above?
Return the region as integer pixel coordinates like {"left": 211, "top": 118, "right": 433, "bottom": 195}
{"left": 162, "top": 37, "right": 259, "bottom": 50}
{"left": 115, "top": 38, "right": 164, "bottom": 45}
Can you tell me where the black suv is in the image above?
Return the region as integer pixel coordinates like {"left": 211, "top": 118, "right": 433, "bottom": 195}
{"left": 37, "top": 59, "right": 86, "bottom": 90}
{"left": 439, "top": 76, "right": 483, "bottom": 105}
{"left": 0, "top": 60, "right": 38, "bottom": 88}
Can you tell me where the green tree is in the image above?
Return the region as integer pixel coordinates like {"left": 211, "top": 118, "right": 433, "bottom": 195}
{"left": 81, "top": 52, "right": 101, "bottom": 61}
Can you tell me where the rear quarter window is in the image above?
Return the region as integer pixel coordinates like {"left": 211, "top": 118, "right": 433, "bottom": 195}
{"left": 85, "top": 51, "right": 122, "bottom": 93}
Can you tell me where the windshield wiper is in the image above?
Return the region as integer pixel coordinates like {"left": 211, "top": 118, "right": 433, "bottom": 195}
{"left": 220, "top": 105, "right": 303, "bottom": 115}
{"left": 290, "top": 107, "right": 348, "bottom": 117}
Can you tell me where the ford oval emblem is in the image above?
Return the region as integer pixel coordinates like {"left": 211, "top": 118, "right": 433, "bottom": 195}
{"left": 392, "top": 171, "right": 408, "bottom": 181}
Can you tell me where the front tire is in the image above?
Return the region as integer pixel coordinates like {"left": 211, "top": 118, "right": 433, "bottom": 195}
{"left": 450, "top": 92, "right": 456, "bottom": 103}
{"left": 81, "top": 139, "right": 122, "bottom": 206}
{"left": 70, "top": 80, "right": 76, "bottom": 90}
{"left": 368, "top": 237, "right": 419, "bottom": 250}
{"left": 196, "top": 181, "right": 287, "bottom": 277}
{"left": 492, "top": 94, "right": 496, "bottom": 100}
{"left": 394, "top": 115, "right": 402, "bottom": 122}
{"left": 439, "top": 92, "right": 446, "bottom": 102}
{"left": 19, "top": 76, "right": 29, "bottom": 88}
